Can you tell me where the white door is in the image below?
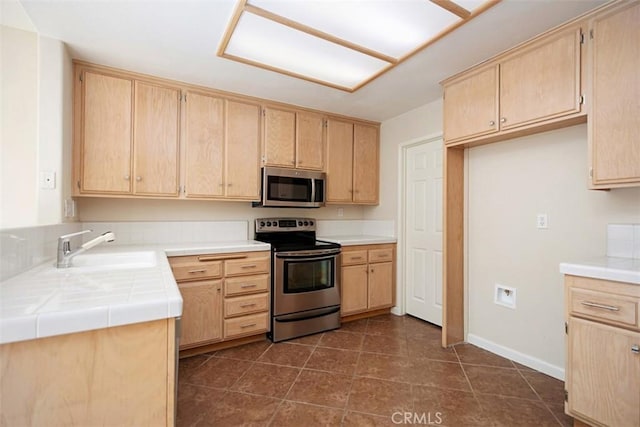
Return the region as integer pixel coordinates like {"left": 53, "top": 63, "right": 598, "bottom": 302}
{"left": 404, "top": 139, "right": 443, "bottom": 325}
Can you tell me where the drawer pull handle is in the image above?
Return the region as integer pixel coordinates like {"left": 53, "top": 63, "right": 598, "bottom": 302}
{"left": 241, "top": 264, "right": 257, "bottom": 269}
{"left": 377, "top": 254, "right": 389, "bottom": 257}
{"left": 351, "top": 256, "right": 363, "bottom": 260}
{"left": 632, "top": 345, "right": 639, "bottom": 354}
{"left": 240, "top": 284, "right": 257, "bottom": 289}
{"left": 240, "top": 323, "right": 257, "bottom": 329}
{"left": 197, "top": 255, "right": 246, "bottom": 262}
{"left": 240, "top": 303, "right": 257, "bottom": 308}
{"left": 188, "top": 269, "right": 207, "bottom": 274}
{"left": 581, "top": 301, "right": 620, "bottom": 311}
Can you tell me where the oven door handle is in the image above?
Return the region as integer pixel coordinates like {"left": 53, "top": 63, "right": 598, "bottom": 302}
{"left": 276, "top": 248, "right": 341, "bottom": 258}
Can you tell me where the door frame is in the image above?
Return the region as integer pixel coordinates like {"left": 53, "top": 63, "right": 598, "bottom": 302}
{"left": 395, "top": 132, "right": 443, "bottom": 320}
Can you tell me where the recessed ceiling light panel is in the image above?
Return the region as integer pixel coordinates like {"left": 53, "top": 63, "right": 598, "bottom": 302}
{"left": 248, "top": 0, "right": 461, "bottom": 58}
{"left": 218, "top": 0, "right": 501, "bottom": 91}
{"left": 225, "top": 12, "right": 392, "bottom": 89}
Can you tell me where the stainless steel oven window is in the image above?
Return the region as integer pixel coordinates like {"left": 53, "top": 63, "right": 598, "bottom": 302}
{"left": 284, "top": 257, "right": 334, "bottom": 293}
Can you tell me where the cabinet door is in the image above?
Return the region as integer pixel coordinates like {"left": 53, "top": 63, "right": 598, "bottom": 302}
{"left": 443, "top": 65, "right": 498, "bottom": 143}
{"left": 184, "top": 91, "right": 225, "bottom": 197}
{"left": 500, "top": 27, "right": 581, "bottom": 130}
{"left": 81, "top": 71, "right": 133, "bottom": 193}
{"left": 263, "top": 107, "right": 295, "bottom": 168}
{"left": 296, "top": 112, "right": 325, "bottom": 170}
{"left": 133, "top": 82, "right": 180, "bottom": 196}
{"left": 369, "top": 261, "right": 394, "bottom": 310}
{"left": 226, "top": 100, "right": 261, "bottom": 199}
{"left": 591, "top": 2, "right": 640, "bottom": 186}
{"left": 353, "top": 124, "right": 379, "bottom": 204}
{"left": 179, "top": 280, "right": 223, "bottom": 348}
{"left": 326, "top": 119, "right": 354, "bottom": 203}
{"left": 567, "top": 317, "right": 640, "bottom": 427}
{"left": 341, "top": 265, "right": 368, "bottom": 315}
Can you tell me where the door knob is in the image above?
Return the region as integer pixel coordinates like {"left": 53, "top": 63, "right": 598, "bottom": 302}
{"left": 136, "top": 176, "right": 142, "bottom": 182}
{"left": 500, "top": 117, "right": 507, "bottom": 123}
{"left": 632, "top": 344, "right": 639, "bottom": 354}
{"left": 124, "top": 175, "right": 130, "bottom": 180}
{"left": 489, "top": 120, "right": 495, "bottom": 126}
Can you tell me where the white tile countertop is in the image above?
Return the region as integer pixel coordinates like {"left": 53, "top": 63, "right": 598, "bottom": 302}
{"left": 318, "top": 235, "right": 397, "bottom": 246}
{"left": 0, "top": 241, "right": 270, "bottom": 345}
{"left": 560, "top": 256, "right": 640, "bottom": 285}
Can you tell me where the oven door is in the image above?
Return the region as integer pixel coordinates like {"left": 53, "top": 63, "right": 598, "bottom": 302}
{"left": 273, "top": 248, "right": 341, "bottom": 316}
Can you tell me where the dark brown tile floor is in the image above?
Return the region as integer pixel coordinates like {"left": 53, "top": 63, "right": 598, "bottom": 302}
{"left": 177, "top": 314, "right": 572, "bottom": 427}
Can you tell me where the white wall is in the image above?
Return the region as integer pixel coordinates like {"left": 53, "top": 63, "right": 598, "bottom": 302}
{"left": 1, "top": 25, "right": 39, "bottom": 228}
{"left": 37, "top": 35, "right": 74, "bottom": 225}
{"left": 467, "top": 124, "right": 640, "bottom": 375}
{"left": 364, "top": 99, "right": 443, "bottom": 224}
{"left": 0, "top": 0, "right": 74, "bottom": 229}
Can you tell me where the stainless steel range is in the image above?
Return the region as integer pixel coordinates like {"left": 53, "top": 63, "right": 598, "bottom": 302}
{"left": 255, "top": 218, "right": 341, "bottom": 342}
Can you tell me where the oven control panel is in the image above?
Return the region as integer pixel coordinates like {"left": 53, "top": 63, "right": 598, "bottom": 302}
{"left": 255, "top": 218, "right": 316, "bottom": 232}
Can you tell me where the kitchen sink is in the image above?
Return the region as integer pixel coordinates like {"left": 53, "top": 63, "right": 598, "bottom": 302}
{"left": 64, "top": 251, "right": 158, "bottom": 272}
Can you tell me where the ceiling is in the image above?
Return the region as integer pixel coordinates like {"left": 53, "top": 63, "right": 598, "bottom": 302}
{"left": 19, "top": 0, "right": 606, "bottom": 122}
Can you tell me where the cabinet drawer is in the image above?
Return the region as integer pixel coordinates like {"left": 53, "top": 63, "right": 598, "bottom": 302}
{"left": 570, "top": 288, "right": 638, "bottom": 327}
{"left": 224, "top": 312, "right": 269, "bottom": 339}
{"left": 225, "top": 257, "right": 270, "bottom": 277}
{"left": 225, "top": 274, "right": 269, "bottom": 296}
{"left": 170, "top": 260, "right": 222, "bottom": 282}
{"left": 342, "top": 250, "right": 368, "bottom": 266}
{"left": 224, "top": 293, "right": 268, "bottom": 318}
{"left": 369, "top": 248, "right": 393, "bottom": 263}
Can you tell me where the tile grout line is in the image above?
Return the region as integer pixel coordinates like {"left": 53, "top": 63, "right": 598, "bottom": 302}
{"left": 265, "top": 333, "right": 321, "bottom": 426}
{"left": 515, "top": 366, "right": 566, "bottom": 427}
{"left": 340, "top": 318, "right": 369, "bottom": 426}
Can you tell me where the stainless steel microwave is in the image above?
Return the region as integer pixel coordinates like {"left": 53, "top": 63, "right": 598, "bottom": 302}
{"left": 254, "top": 167, "right": 326, "bottom": 208}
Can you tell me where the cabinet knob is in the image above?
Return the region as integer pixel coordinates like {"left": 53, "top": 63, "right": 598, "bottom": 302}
{"left": 500, "top": 117, "right": 507, "bottom": 123}
{"left": 124, "top": 175, "right": 130, "bottom": 180}
{"left": 136, "top": 176, "right": 142, "bottom": 182}
{"left": 632, "top": 345, "right": 639, "bottom": 354}
{"left": 489, "top": 120, "right": 495, "bottom": 126}
{"left": 227, "top": 183, "right": 233, "bottom": 187}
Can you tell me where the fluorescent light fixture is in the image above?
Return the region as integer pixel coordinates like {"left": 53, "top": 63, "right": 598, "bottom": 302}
{"left": 218, "top": 0, "right": 501, "bottom": 92}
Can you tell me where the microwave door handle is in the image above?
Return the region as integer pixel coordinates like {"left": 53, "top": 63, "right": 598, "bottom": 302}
{"left": 311, "top": 178, "right": 316, "bottom": 204}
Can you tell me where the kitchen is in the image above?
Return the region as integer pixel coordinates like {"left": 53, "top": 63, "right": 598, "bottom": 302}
{"left": 2, "top": 0, "right": 640, "bottom": 426}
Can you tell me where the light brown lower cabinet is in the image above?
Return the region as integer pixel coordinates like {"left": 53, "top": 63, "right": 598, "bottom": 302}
{"left": 564, "top": 275, "right": 640, "bottom": 427}
{"left": 341, "top": 244, "right": 395, "bottom": 317}
{"left": 169, "top": 251, "right": 270, "bottom": 351}
{"left": 0, "top": 318, "right": 176, "bottom": 426}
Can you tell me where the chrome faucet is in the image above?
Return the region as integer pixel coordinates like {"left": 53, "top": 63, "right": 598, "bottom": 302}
{"left": 56, "top": 229, "right": 116, "bottom": 268}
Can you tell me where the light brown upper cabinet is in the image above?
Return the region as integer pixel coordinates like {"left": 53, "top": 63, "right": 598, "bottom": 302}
{"left": 296, "top": 112, "right": 325, "bottom": 170}
{"left": 75, "top": 69, "right": 180, "bottom": 196}
{"left": 443, "top": 65, "right": 499, "bottom": 143}
{"left": 77, "top": 70, "right": 133, "bottom": 194}
{"left": 263, "top": 106, "right": 296, "bottom": 168}
{"left": 226, "top": 100, "right": 261, "bottom": 199}
{"left": 133, "top": 82, "right": 180, "bottom": 196}
{"left": 262, "top": 107, "right": 325, "bottom": 171}
{"left": 326, "top": 119, "right": 379, "bottom": 204}
{"left": 589, "top": 1, "right": 640, "bottom": 188}
{"left": 184, "top": 92, "right": 261, "bottom": 200}
{"left": 443, "top": 26, "right": 583, "bottom": 145}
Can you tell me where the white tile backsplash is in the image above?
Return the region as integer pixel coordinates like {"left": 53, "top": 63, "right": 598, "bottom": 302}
{"left": 81, "top": 221, "right": 249, "bottom": 245}
{"left": 317, "top": 220, "right": 395, "bottom": 237}
{"left": 0, "top": 223, "right": 81, "bottom": 282}
{"left": 607, "top": 223, "right": 640, "bottom": 259}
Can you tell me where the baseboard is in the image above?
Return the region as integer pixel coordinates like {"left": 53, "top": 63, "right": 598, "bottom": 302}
{"left": 466, "top": 333, "right": 565, "bottom": 381}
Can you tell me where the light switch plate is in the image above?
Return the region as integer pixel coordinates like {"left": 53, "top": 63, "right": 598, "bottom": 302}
{"left": 40, "top": 171, "right": 56, "bottom": 189}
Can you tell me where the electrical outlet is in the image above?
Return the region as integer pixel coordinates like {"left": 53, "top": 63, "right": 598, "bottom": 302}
{"left": 495, "top": 284, "right": 516, "bottom": 309}
{"left": 64, "top": 199, "right": 75, "bottom": 218}
{"left": 536, "top": 214, "right": 548, "bottom": 229}
{"left": 337, "top": 208, "right": 344, "bottom": 217}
